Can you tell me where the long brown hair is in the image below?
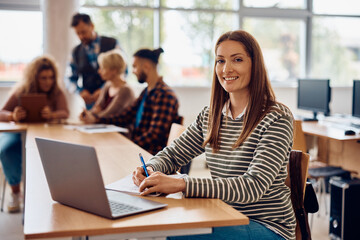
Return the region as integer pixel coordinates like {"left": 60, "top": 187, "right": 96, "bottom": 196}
{"left": 203, "top": 30, "right": 277, "bottom": 152}
{"left": 13, "top": 55, "right": 61, "bottom": 98}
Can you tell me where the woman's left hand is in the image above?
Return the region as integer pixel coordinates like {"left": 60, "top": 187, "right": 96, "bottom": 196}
{"left": 139, "top": 171, "right": 186, "bottom": 196}
{"left": 41, "top": 106, "right": 53, "bottom": 119}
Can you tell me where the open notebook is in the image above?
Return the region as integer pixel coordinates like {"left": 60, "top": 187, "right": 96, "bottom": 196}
{"left": 106, "top": 174, "right": 188, "bottom": 196}
{"left": 64, "top": 124, "right": 128, "bottom": 134}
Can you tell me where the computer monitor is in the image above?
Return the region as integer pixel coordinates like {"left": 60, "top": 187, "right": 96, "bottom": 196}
{"left": 353, "top": 80, "right": 360, "bottom": 118}
{"left": 297, "top": 78, "right": 331, "bottom": 121}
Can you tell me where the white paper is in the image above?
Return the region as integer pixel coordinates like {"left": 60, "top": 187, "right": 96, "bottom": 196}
{"left": 63, "top": 124, "right": 128, "bottom": 134}
{"left": 105, "top": 173, "right": 188, "bottom": 196}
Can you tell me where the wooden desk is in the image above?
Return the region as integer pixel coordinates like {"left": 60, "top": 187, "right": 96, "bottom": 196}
{"left": 302, "top": 121, "right": 360, "bottom": 175}
{"left": 302, "top": 122, "right": 360, "bottom": 141}
{"left": 23, "top": 124, "right": 249, "bottom": 239}
{"left": 0, "top": 122, "right": 27, "bottom": 133}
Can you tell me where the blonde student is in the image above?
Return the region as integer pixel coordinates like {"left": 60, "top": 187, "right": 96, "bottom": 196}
{"left": 80, "top": 49, "right": 135, "bottom": 119}
{"left": 0, "top": 55, "right": 69, "bottom": 213}
{"left": 132, "top": 30, "right": 295, "bottom": 240}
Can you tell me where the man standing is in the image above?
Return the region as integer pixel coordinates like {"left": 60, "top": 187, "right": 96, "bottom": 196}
{"left": 82, "top": 48, "right": 181, "bottom": 156}
{"left": 69, "top": 13, "right": 120, "bottom": 109}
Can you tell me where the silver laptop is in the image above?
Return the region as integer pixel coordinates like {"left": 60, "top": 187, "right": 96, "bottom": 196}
{"left": 35, "top": 137, "right": 167, "bottom": 219}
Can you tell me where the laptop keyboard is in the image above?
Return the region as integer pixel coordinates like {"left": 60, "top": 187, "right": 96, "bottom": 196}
{"left": 109, "top": 201, "right": 142, "bottom": 215}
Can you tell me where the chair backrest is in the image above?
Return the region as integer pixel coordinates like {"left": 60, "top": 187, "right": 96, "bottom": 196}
{"left": 293, "top": 120, "right": 307, "bottom": 153}
{"left": 285, "top": 150, "right": 311, "bottom": 240}
{"left": 285, "top": 151, "right": 309, "bottom": 193}
{"left": 167, "top": 123, "right": 186, "bottom": 146}
{"left": 173, "top": 115, "right": 184, "bottom": 125}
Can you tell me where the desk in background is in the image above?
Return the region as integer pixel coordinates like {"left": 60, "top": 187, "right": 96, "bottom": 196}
{"left": 23, "top": 124, "right": 249, "bottom": 240}
{"left": 302, "top": 121, "right": 360, "bottom": 175}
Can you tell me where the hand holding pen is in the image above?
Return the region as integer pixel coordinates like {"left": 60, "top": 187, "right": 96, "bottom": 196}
{"left": 132, "top": 153, "right": 186, "bottom": 195}
{"left": 132, "top": 153, "right": 154, "bottom": 186}
{"left": 139, "top": 153, "right": 149, "bottom": 177}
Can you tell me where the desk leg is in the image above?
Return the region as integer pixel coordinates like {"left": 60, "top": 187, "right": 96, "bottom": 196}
{"left": 21, "top": 130, "right": 26, "bottom": 225}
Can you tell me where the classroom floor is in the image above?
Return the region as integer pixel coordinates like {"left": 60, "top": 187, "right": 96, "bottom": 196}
{"left": 0, "top": 156, "right": 331, "bottom": 240}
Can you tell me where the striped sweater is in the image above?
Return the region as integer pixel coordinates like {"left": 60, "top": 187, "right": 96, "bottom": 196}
{"left": 147, "top": 103, "right": 296, "bottom": 239}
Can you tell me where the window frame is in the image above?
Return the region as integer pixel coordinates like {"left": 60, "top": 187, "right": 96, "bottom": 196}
{"left": 1, "top": 0, "right": 359, "bottom": 86}
{"left": 0, "top": 0, "right": 42, "bottom": 85}
{"left": 80, "top": 0, "right": 360, "bottom": 86}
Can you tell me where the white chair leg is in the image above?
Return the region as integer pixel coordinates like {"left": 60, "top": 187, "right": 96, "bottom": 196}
{"left": 1, "top": 174, "right": 6, "bottom": 212}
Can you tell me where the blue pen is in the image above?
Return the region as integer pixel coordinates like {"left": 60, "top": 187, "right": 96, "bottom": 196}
{"left": 139, "top": 153, "right": 149, "bottom": 177}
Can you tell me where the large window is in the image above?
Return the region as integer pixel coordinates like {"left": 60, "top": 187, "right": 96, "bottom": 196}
{"left": 81, "top": 7, "right": 154, "bottom": 83}
{"left": 311, "top": 17, "right": 360, "bottom": 85}
{"left": 0, "top": 10, "right": 43, "bottom": 82}
{"left": 81, "top": 0, "right": 360, "bottom": 86}
{"left": 161, "top": 10, "right": 237, "bottom": 86}
{"left": 1, "top": 0, "right": 358, "bottom": 86}
{"left": 243, "top": 18, "right": 305, "bottom": 82}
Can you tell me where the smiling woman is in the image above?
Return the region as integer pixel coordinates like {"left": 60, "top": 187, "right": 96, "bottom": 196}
{"left": 215, "top": 40, "right": 252, "bottom": 118}
{"left": 132, "top": 30, "right": 296, "bottom": 240}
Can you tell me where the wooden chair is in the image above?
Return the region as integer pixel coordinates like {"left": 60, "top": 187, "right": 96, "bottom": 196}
{"left": 292, "top": 120, "right": 307, "bottom": 153}
{"left": 167, "top": 122, "right": 192, "bottom": 174}
{"left": 167, "top": 123, "right": 186, "bottom": 146}
{"left": 285, "top": 150, "right": 311, "bottom": 240}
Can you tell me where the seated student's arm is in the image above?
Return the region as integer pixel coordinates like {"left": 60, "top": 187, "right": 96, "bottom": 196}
{"left": 54, "top": 91, "right": 70, "bottom": 119}
{"left": 184, "top": 113, "right": 293, "bottom": 203}
{"left": 97, "top": 93, "right": 142, "bottom": 126}
{"left": 90, "top": 85, "right": 107, "bottom": 115}
{"left": 145, "top": 109, "right": 293, "bottom": 203}
{"left": 145, "top": 107, "right": 207, "bottom": 174}
{"left": 96, "top": 86, "right": 135, "bottom": 118}
{"left": 133, "top": 108, "right": 207, "bottom": 194}
{"left": 90, "top": 87, "right": 102, "bottom": 103}
{"left": 0, "top": 93, "right": 26, "bottom": 122}
{"left": 42, "top": 91, "right": 70, "bottom": 120}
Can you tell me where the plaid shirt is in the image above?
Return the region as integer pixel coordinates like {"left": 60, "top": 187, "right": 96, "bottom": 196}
{"left": 99, "top": 78, "right": 180, "bottom": 155}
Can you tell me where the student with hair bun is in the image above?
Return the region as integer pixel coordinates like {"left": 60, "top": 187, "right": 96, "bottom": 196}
{"left": 82, "top": 47, "right": 181, "bottom": 156}
{"left": 79, "top": 49, "right": 135, "bottom": 119}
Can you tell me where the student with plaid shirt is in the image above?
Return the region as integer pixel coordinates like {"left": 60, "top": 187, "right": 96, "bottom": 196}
{"left": 82, "top": 48, "right": 180, "bottom": 155}
{"left": 69, "top": 13, "right": 121, "bottom": 110}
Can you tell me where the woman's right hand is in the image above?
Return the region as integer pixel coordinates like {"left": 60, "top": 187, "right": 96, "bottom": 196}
{"left": 132, "top": 166, "right": 154, "bottom": 187}
{"left": 79, "top": 109, "right": 97, "bottom": 123}
{"left": 12, "top": 106, "right": 26, "bottom": 122}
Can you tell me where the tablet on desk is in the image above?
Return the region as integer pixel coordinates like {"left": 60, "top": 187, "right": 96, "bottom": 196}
{"left": 20, "top": 93, "right": 47, "bottom": 122}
